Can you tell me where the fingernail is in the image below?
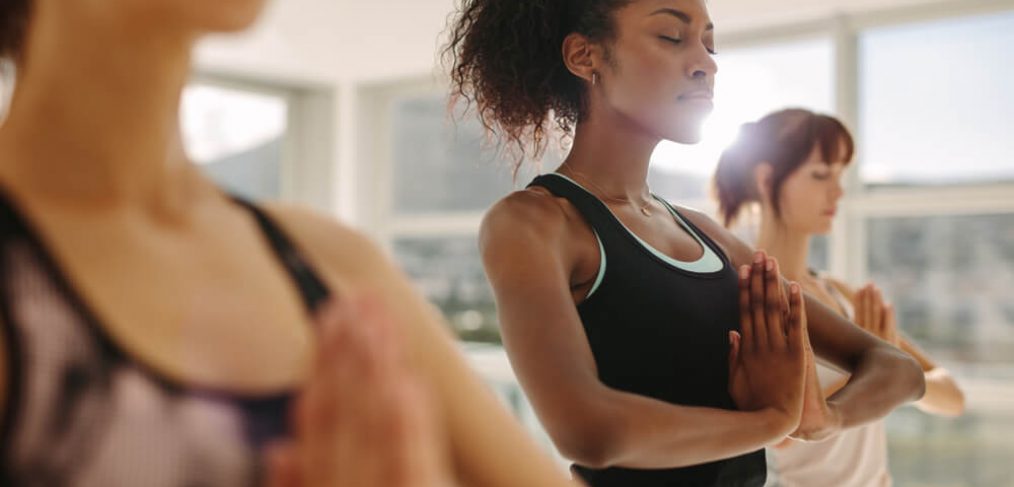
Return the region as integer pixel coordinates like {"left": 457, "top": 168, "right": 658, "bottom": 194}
{"left": 790, "top": 282, "right": 800, "bottom": 295}
{"left": 754, "top": 252, "right": 765, "bottom": 264}
{"left": 740, "top": 265, "right": 750, "bottom": 280}
{"left": 766, "top": 258, "right": 775, "bottom": 272}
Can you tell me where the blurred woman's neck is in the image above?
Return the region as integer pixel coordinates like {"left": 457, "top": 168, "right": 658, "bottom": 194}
{"left": 756, "top": 206, "right": 811, "bottom": 282}
{"left": 0, "top": 1, "right": 211, "bottom": 215}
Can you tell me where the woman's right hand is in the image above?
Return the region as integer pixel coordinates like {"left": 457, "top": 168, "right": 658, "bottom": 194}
{"left": 266, "top": 297, "right": 454, "bottom": 487}
{"left": 728, "top": 253, "right": 807, "bottom": 434}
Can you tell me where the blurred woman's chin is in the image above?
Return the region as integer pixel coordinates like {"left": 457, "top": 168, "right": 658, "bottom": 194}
{"left": 665, "top": 128, "right": 706, "bottom": 145}
{"left": 177, "top": 0, "right": 267, "bottom": 33}
{"left": 815, "top": 222, "right": 834, "bottom": 235}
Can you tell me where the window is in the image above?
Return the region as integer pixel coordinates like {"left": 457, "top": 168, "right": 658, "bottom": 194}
{"left": 389, "top": 95, "right": 524, "bottom": 215}
{"left": 181, "top": 81, "right": 291, "bottom": 200}
{"left": 868, "top": 214, "right": 1014, "bottom": 486}
{"left": 392, "top": 237, "right": 499, "bottom": 343}
{"left": 855, "top": 11, "right": 1014, "bottom": 486}
{"left": 378, "top": 89, "right": 545, "bottom": 344}
{"left": 859, "top": 11, "right": 1014, "bottom": 186}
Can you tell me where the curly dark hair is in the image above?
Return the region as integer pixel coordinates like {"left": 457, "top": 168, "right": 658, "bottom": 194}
{"left": 0, "top": 0, "right": 30, "bottom": 61}
{"left": 443, "top": 0, "right": 632, "bottom": 170}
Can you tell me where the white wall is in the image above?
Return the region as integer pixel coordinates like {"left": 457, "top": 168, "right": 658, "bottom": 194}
{"left": 192, "top": 0, "right": 1006, "bottom": 222}
{"left": 196, "top": 0, "right": 456, "bottom": 84}
{"left": 197, "top": 0, "right": 986, "bottom": 82}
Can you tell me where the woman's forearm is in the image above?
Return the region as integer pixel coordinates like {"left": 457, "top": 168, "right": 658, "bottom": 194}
{"left": 803, "top": 294, "right": 925, "bottom": 431}
{"left": 571, "top": 391, "right": 793, "bottom": 470}
{"left": 827, "top": 345, "right": 925, "bottom": 429}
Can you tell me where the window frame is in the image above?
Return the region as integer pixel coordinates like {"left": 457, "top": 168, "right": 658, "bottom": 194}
{"left": 190, "top": 72, "right": 337, "bottom": 209}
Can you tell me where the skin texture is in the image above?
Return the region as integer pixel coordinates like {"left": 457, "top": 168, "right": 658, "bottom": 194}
{"left": 479, "top": 0, "right": 925, "bottom": 471}
{"left": 0, "top": 1, "right": 577, "bottom": 485}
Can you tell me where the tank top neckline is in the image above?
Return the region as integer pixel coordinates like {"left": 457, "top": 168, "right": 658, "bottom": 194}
{"left": 0, "top": 185, "right": 330, "bottom": 401}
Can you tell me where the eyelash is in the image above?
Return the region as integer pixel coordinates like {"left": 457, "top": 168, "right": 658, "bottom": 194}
{"left": 659, "top": 36, "right": 717, "bottom": 55}
{"left": 812, "top": 172, "right": 831, "bottom": 181}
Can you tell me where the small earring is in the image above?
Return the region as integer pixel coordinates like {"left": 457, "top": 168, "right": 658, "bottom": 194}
{"left": 591, "top": 72, "right": 598, "bottom": 86}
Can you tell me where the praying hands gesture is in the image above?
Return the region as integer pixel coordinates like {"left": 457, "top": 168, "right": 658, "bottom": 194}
{"left": 728, "top": 253, "right": 808, "bottom": 436}
{"left": 266, "top": 297, "right": 455, "bottom": 487}
{"left": 853, "top": 284, "right": 900, "bottom": 347}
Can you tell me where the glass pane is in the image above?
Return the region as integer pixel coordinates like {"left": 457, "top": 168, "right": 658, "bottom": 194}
{"left": 888, "top": 398, "right": 1014, "bottom": 486}
{"left": 390, "top": 95, "right": 542, "bottom": 215}
{"left": 859, "top": 11, "right": 1014, "bottom": 186}
{"left": 867, "top": 213, "right": 1014, "bottom": 486}
{"left": 392, "top": 237, "right": 501, "bottom": 343}
{"left": 181, "top": 83, "right": 289, "bottom": 200}
{"left": 867, "top": 214, "right": 1014, "bottom": 362}
{"left": 649, "top": 37, "right": 835, "bottom": 202}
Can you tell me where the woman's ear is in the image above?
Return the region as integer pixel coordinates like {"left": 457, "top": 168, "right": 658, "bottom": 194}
{"left": 753, "top": 162, "right": 774, "bottom": 205}
{"left": 561, "top": 32, "right": 602, "bottom": 84}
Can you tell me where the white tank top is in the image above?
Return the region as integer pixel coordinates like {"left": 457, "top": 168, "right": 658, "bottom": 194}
{"left": 766, "top": 275, "right": 893, "bottom": 487}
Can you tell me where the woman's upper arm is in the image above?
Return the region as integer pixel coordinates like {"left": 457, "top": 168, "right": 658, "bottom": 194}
{"left": 478, "top": 195, "right": 612, "bottom": 451}
{"left": 267, "top": 203, "right": 573, "bottom": 487}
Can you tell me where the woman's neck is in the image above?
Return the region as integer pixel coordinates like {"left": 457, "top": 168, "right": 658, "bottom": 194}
{"left": 558, "top": 104, "right": 660, "bottom": 202}
{"left": 756, "top": 208, "right": 812, "bottom": 282}
{"left": 0, "top": 2, "right": 210, "bottom": 215}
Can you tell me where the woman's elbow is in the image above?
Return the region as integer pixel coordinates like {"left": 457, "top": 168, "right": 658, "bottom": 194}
{"left": 891, "top": 348, "right": 927, "bottom": 402}
{"left": 550, "top": 413, "right": 629, "bottom": 469}
{"left": 949, "top": 382, "right": 968, "bottom": 416}
{"left": 918, "top": 368, "right": 967, "bottom": 417}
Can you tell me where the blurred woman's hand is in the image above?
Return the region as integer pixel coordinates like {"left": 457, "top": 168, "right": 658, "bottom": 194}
{"left": 854, "top": 284, "right": 900, "bottom": 347}
{"left": 266, "top": 297, "right": 455, "bottom": 487}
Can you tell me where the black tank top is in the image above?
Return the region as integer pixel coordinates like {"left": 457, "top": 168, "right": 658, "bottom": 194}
{"left": 529, "top": 174, "right": 766, "bottom": 487}
{"left": 0, "top": 189, "right": 330, "bottom": 486}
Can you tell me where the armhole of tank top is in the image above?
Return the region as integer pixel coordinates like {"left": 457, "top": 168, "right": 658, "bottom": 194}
{"left": 811, "top": 269, "right": 854, "bottom": 320}
{"left": 585, "top": 230, "right": 607, "bottom": 300}
{"left": 536, "top": 174, "right": 607, "bottom": 300}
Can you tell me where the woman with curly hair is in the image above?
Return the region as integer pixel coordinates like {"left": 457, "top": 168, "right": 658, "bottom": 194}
{"left": 445, "top": 1, "right": 927, "bottom": 486}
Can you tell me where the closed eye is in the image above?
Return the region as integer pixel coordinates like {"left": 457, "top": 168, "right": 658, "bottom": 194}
{"left": 659, "top": 36, "right": 717, "bottom": 55}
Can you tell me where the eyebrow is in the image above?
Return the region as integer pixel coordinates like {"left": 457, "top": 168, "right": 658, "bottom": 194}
{"left": 650, "top": 8, "right": 715, "bottom": 31}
